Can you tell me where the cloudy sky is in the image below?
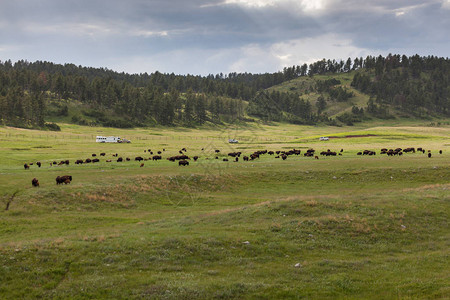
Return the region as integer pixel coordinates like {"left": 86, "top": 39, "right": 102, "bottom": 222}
{"left": 1, "top": 0, "right": 449, "bottom": 75}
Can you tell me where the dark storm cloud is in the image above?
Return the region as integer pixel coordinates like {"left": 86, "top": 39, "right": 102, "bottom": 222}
{"left": 0, "top": 0, "right": 448, "bottom": 74}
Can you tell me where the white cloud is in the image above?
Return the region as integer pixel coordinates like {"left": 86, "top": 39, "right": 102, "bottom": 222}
{"left": 228, "top": 34, "right": 373, "bottom": 73}
{"left": 223, "top": 0, "right": 279, "bottom": 7}
{"left": 442, "top": 0, "right": 450, "bottom": 9}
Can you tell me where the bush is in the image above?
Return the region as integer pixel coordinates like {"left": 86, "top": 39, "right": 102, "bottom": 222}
{"left": 44, "top": 122, "right": 61, "bottom": 131}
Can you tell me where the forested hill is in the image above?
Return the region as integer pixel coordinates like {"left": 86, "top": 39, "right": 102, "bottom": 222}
{"left": 0, "top": 54, "right": 448, "bottom": 129}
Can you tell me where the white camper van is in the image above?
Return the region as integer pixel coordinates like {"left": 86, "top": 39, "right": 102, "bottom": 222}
{"left": 96, "top": 136, "right": 121, "bottom": 143}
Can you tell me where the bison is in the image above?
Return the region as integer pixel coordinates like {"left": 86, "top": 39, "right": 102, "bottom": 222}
{"left": 32, "top": 178, "right": 39, "bottom": 187}
{"left": 56, "top": 175, "right": 72, "bottom": 185}
{"left": 135, "top": 156, "right": 144, "bottom": 162}
{"left": 152, "top": 155, "right": 162, "bottom": 161}
{"left": 117, "top": 157, "right": 123, "bottom": 162}
{"left": 24, "top": 163, "right": 30, "bottom": 170}
{"left": 36, "top": 161, "right": 41, "bottom": 168}
{"left": 179, "top": 160, "right": 189, "bottom": 166}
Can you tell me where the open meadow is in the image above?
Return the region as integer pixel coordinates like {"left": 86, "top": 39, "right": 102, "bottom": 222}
{"left": 0, "top": 122, "right": 449, "bottom": 299}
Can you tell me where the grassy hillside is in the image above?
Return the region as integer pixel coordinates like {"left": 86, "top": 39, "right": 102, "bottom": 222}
{"left": 0, "top": 122, "right": 449, "bottom": 298}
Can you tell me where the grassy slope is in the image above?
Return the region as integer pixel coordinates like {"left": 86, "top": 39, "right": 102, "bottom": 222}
{"left": 0, "top": 123, "right": 449, "bottom": 299}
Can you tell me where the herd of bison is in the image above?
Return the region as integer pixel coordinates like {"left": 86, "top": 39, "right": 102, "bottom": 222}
{"left": 24, "top": 146, "right": 442, "bottom": 188}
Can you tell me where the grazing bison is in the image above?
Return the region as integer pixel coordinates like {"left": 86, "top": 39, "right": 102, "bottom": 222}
{"left": 223, "top": 158, "right": 229, "bottom": 162}
{"left": 32, "top": 178, "right": 39, "bottom": 187}
{"left": 140, "top": 163, "right": 144, "bottom": 167}
{"left": 24, "top": 163, "right": 30, "bottom": 170}
{"left": 126, "top": 157, "right": 131, "bottom": 161}
{"left": 85, "top": 158, "right": 92, "bottom": 163}
{"left": 215, "top": 149, "right": 220, "bottom": 153}
{"left": 439, "top": 150, "right": 442, "bottom": 154}
{"left": 75, "top": 159, "right": 83, "bottom": 165}
{"left": 243, "top": 156, "right": 249, "bottom": 161}
{"left": 56, "top": 175, "right": 72, "bottom": 185}
{"left": 428, "top": 153, "right": 432, "bottom": 158}
{"left": 193, "top": 156, "right": 199, "bottom": 161}
{"left": 117, "top": 157, "right": 123, "bottom": 162}
{"left": 36, "top": 161, "right": 41, "bottom": 168}
{"left": 315, "top": 156, "right": 319, "bottom": 160}
{"left": 281, "top": 154, "right": 287, "bottom": 160}
{"left": 157, "top": 151, "right": 162, "bottom": 154}
{"left": 179, "top": 160, "right": 189, "bottom": 166}
{"left": 152, "top": 155, "right": 162, "bottom": 161}
{"left": 135, "top": 156, "right": 144, "bottom": 162}
{"left": 92, "top": 158, "right": 100, "bottom": 163}
{"left": 92, "top": 154, "right": 97, "bottom": 157}
{"left": 100, "top": 153, "right": 106, "bottom": 156}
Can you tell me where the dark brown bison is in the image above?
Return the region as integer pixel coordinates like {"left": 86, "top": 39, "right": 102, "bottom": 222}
{"left": 281, "top": 154, "right": 287, "bottom": 160}
{"left": 193, "top": 156, "right": 199, "bottom": 161}
{"left": 85, "top": 158, "right": 92, "bottom": 163}
{"left": 100, "top": 153, "right": 106, "bottom": 156}
{"left": 117, "top": 157, "right": 123, "bottom": 162}
{"left": 223, "top": 158, "right": 229, "bottom": 162}
{"left": 32, "top": 178, "right": 39, "bottom": 187}
{"left": 126, "top": 157, "right": 131, "bottom": 161}
{"left": 92, "top": 158, "right": 100, "bottom": 163}
{"left": 140, "top": 163, "right": 144, "bottom": 167}
{"left": 179, "top": 160, "right": 189, "bottom": 166}
{"left": 24, "top": 163, "right": 30, "bottom": 170}
{"left": 75, "top": 159, "right": 83, "bottom": 164}
{"left": 243, "top": 156, "right": 249, "bottom": 161}
{"left": 56, "top": 175, "right": 72, "bottom": 185}
{"left": 36, "top": 161, "right": 41, "bottom": 168}
{"left": 439, "top": 150, "right": 442, "bottom": 154}
{"left": 157, "top": 151, "right": 162, "bottom": 154}
{"left": 152, "top": 155, "right": 162, "bottom": 161}
{"left": 92, "top": 154, "right": 97, "bottom": 157}
{"left": 135, "top": 156, "right": 144, "bottom": 162}
{"left": 428, "top": 153, "right": 432, "bottom": 158}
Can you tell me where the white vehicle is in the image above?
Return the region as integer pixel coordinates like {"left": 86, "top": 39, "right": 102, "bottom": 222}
{"left": 319, "top": 137, "right": 329, "bottom": 141}
{"left": 96, "top": 136, "right": 122, "bottom": 143}
{"left": 228, "top": 139, "right": 239, "bottom": 143}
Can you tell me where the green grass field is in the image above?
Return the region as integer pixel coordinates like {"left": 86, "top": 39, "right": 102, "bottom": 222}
{"left": 0, "top": 122, "right": 449, "bottom": 299}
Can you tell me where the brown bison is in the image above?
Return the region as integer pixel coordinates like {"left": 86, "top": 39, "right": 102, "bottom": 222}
{"left": 56, "top": 175, "right": 72, "bottom": 185}
{"left": 75, "top": 159, "right": 84, "bottom": 164}
{"left": 36, "top": 161, "right": 41, "bottom": 168}
{"left": 135, "top": 156, "right": 144, "bottom": 162}
{"left": 24, "top": 163, "right": 30, "bottom": 170}
{"left": 140, "top": 163, "right": 144, "bottom": 167}
{"left": 32, "top": 178, "right": 39, "bottom": 187}
{"left": 117, "top": 157, "right": 123, "bottom": 162}
{"left": 179, "top": 160, "right": 189, "bottom": 166}
{"left": 152, "top": 155, "right": 162, "bottom": 161}
{"left": 100, "top": 153, "right": 106, "bottom": 156}
{"left": 428, "top": 153, "right": 432, "bottom": 158}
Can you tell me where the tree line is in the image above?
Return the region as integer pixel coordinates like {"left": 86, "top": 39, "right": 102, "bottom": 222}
{"left": 0, "top": 54, "right": 448, "bottom": 128}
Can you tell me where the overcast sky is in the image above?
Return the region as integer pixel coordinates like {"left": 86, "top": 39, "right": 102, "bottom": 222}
{"left": 1, "top": 0, "right": 449, "bottom": 75}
